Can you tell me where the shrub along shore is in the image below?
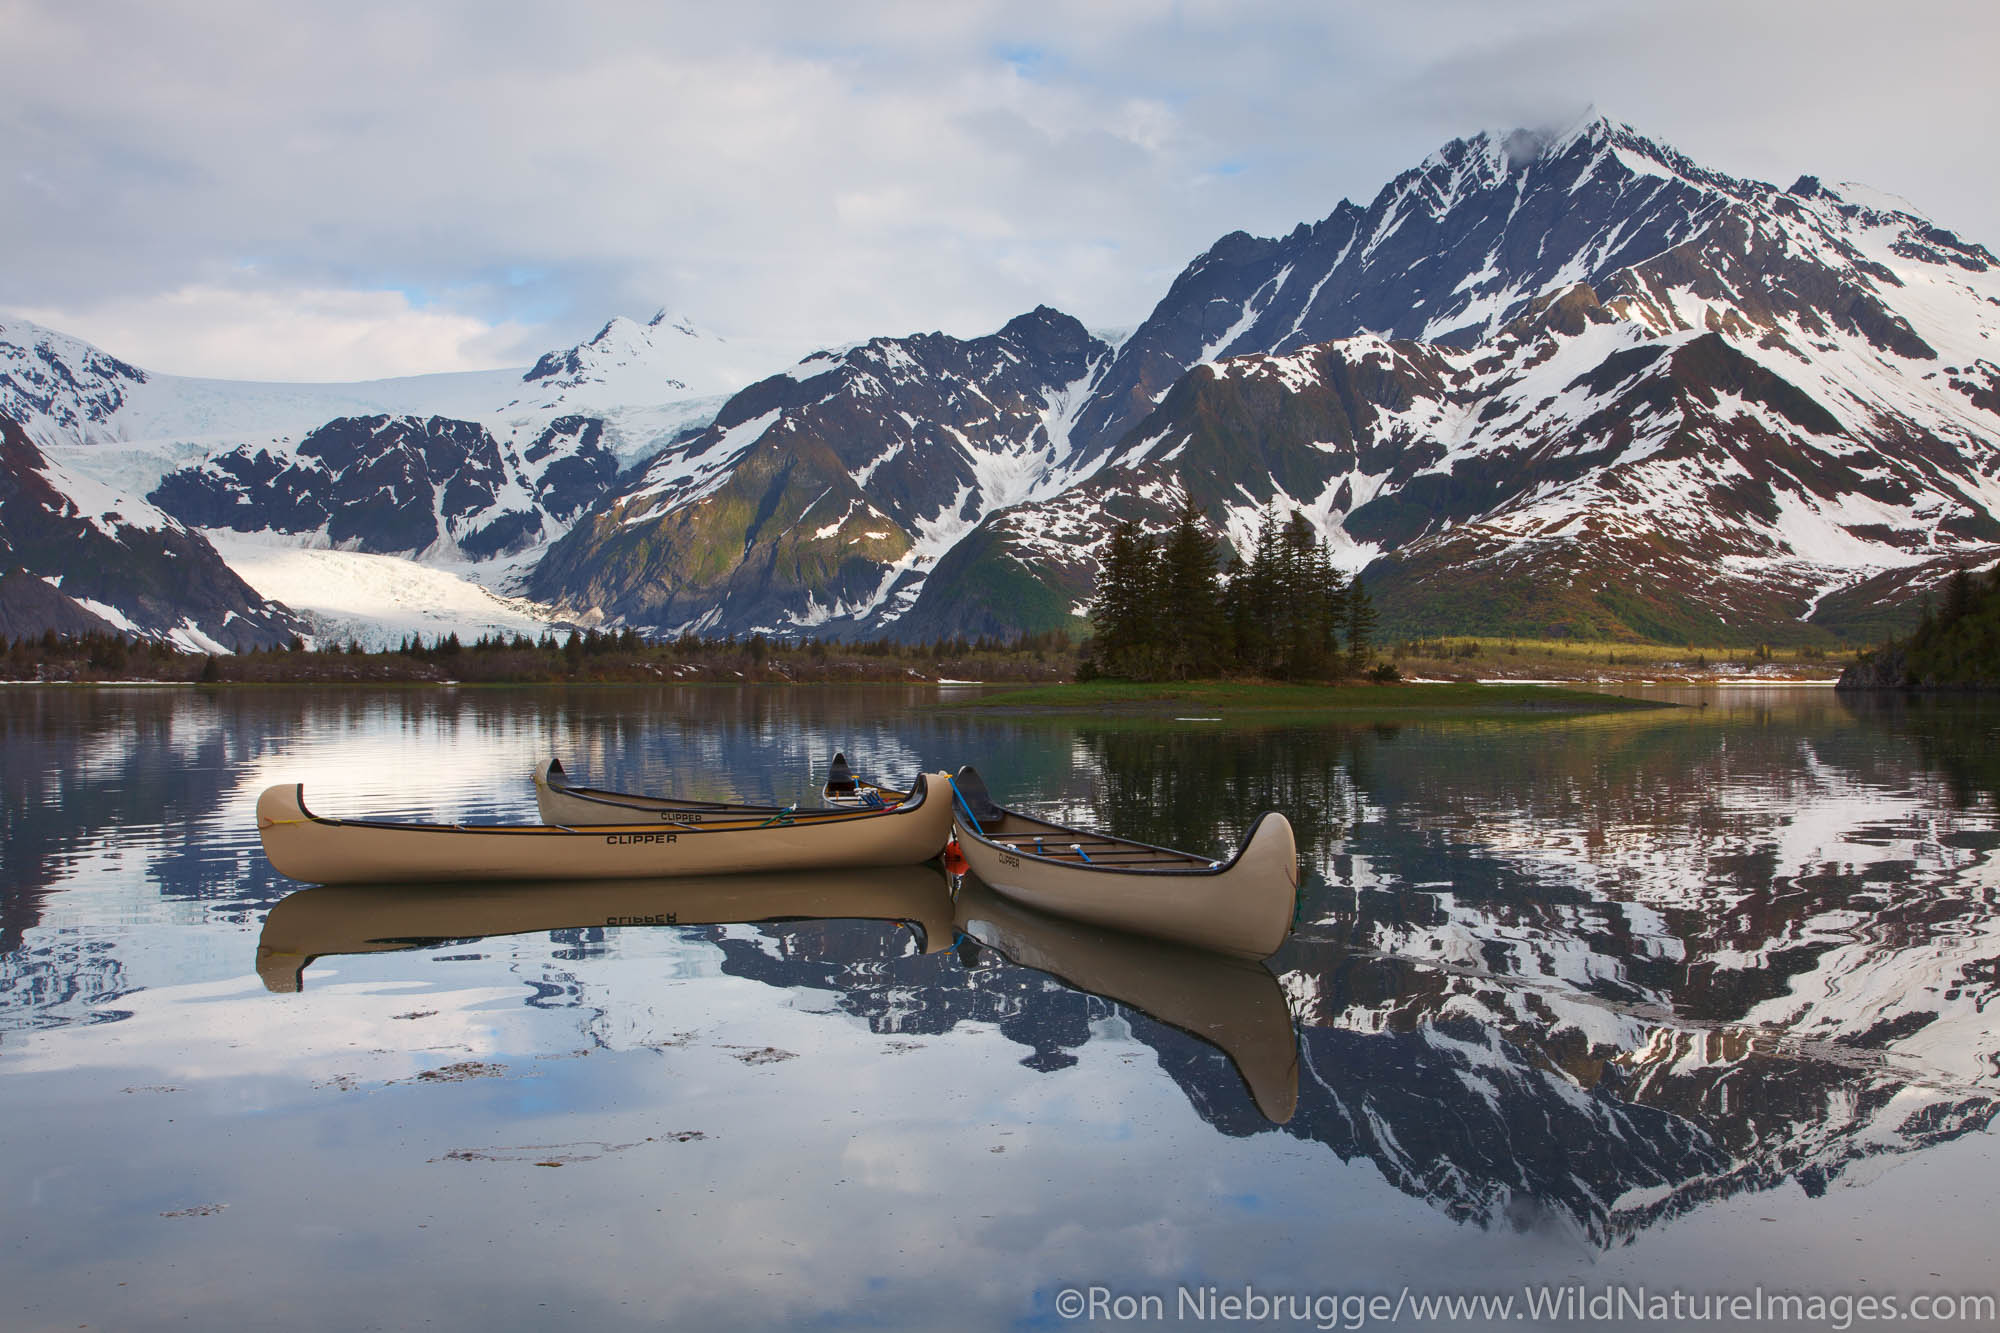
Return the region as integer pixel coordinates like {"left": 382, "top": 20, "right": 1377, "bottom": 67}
{"left": 952, "top": 679, "right": 1673, "bottom": 715}
{"left": 0, "top": 628, "right": 1076, "bottom": 685}
{"left": 4, "top": 626, "right": 1842, "bottom": 692}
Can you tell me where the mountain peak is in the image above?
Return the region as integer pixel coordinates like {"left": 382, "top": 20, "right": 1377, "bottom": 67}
{"left": 1, "top": 316, "right": 150, "bottom": 442}
{"left": 522, "top": 310, "right": 721, "bottom": 393}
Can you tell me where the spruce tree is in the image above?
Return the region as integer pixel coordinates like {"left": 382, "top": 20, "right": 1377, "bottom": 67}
{"left": 1158, "top": 495, "right": 1225, "bottom": 678}
{"left": 1344, "top": 577, "right": 1378, "bottom": 673}
{"left": 1088, "top": 518, "right": 1162, "bottom": 679}
{"left": 1227, "top": 509, "right": 1281, "bottom": 676}
{"left": 1322, "top": 563, "right": 1351, "bottom": 672}
{"left": 1942, "top": 566, "right": 1973, "bottom": 626}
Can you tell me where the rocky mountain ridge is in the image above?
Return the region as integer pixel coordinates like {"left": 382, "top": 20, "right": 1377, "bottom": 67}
{"left": 0, "top": 311, "right": 733, "bottom": 644}
{"left": 10, "top": 115, "right": 2000, "bottom": 645}
{"left": 0, "top": 411, "right": 302, "bottom": 648}
{"left": 525, "top": 307, "right": 1110, "bottom": 636}
{"left": 889, "top": 121, "right": 2000, "bottom": 642}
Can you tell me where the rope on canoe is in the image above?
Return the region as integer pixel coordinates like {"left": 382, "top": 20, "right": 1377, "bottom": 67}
{"left": 756, "top": 805, "right": 797, "bottom": 828}
{"left": 947, "top": 776, "right": 985, "bottom": 834}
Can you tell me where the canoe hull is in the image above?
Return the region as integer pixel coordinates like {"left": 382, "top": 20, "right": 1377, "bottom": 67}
{"left": 954, "top": 808, "right": 1297, "bottom": 962}
{"left": 259, "top": 774, "right": 955, "bottom": 886}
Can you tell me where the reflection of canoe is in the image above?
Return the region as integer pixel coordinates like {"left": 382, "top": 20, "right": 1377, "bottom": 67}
{"left": 257, "top": 773, "right": 955, "bottom": 885}
{"left": 257, "top": 863, "right": 957, "bottom": 992}
{"left": 533, "top": 755, "right": 908, "bottom": 827}
{"left": 948, "top": 767, "right": 1298, "bottom": 961}
{"left": 953, "top": 877, "right": 1299, "bottom": 1123}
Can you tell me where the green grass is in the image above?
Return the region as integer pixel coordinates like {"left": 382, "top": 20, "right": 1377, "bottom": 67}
{"left": 948, "top": 679, "right": 1672, "bottom": 715}
{"left": 1389, "top": 635, "right": 1844, "bottom": 671}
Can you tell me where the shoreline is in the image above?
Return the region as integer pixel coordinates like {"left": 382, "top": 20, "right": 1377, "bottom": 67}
{"left": 939, "top": 680, "right": 1679, "bottom": 715}
{"left": 0, "top": 674, "right": 1848, "bottom": 695}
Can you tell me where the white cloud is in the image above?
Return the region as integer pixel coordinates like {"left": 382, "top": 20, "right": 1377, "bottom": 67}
{"left": 11, "top": 285, "right": 534, "bottom": 382}
{"left": 1, "top": 0, "right": 1994, "bottom": 382}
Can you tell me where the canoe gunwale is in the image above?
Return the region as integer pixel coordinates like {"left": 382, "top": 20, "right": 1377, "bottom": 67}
{"left": 957, "top": 806, "right": 1289, "bottom": 878}
{"left": 950, "top": 766, "right": 1284, "bottom": 880}
{"left": 537, "top": 756, "right": 910, "bottom": 822}
{"left": 291, "top": 775, "right": 939, "bottom": 838}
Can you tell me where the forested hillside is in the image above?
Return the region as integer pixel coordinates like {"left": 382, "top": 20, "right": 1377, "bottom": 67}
{"left": 1838, "top": 564, "right": 2000, "bottom": 689}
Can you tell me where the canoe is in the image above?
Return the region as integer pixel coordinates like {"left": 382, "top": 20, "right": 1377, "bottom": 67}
{"left": 946, "top": 766, "right": 1298, "bottom": 961}
{"left": 256, "top": 863, "right": 956, "bottom": 992}
{"left": 952, "top": 877, "right": 1299, "bottom": 1123}
{"left": 257, "top": 771, "right": 955, "bottom": 885}
{"left": 532, "top": 754, "right": 906, "bottom": 826}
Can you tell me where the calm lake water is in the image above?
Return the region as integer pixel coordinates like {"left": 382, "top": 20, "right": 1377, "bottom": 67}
{"left": 3, "top": 684, "right": 1998, "bottom": 1330}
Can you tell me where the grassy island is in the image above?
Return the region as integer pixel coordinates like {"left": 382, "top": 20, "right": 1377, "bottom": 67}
{"left": 951, "top": 679, "right": 1673, "bottom": 717}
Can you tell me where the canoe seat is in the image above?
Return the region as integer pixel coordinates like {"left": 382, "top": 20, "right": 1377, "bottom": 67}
{"left": 951, "top": 766, "right": 1006, "bottom": 835}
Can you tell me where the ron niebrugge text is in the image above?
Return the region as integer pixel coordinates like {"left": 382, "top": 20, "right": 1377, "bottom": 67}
{"left": 1051, "top": 1283, "right": 1996, "bottom": 1329}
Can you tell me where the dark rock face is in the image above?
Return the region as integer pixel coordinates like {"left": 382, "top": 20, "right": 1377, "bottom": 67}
{"left": 1063, "top": 121, "right": 1743, "bottom": 466}
{"left": 151, "top": 415, "right": 549, "bottom": 559}
{"left": 0, "top": 412, "right": 303, "bottom": 648}
{"left": 523, "top": 416, "right": 620, "bottom": 523}
{"left": 149, "top": 447, "right": 334, "bottom": 534}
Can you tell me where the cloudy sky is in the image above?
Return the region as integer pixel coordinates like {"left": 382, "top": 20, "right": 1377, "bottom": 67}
{"left": 4, "top": 0, "right": 1995, "bottom": 384}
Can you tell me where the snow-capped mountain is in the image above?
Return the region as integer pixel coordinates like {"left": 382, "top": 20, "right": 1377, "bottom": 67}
{"left": 0, "top": 411, "right": 302, "bottom": 648}
{"left": 0, "top": 311, "right": 743, "bottom": 645}
{"left": 525, "top": 307, "right": 1110, "bottom": 637}
{"left": 900, "top": 118, "right": 2000, "bottom": 641}
{"left": 1061, "top": 119, "right": 1754, "bottom": 467}
{"left": 501, "top": 310, "right": 752, "bottom": 471}
{"left": 11, "top": 115, "right": 2000, "bottom": 646}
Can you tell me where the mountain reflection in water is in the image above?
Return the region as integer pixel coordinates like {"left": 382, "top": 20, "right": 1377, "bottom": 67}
{"left": 2, "top": 685, "right": 1997, "bottom": 1257}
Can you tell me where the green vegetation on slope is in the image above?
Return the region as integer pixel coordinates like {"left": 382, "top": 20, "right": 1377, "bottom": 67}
{"left": 1840, "top": 563, "right": 2000, "bottom": 690}
{"left": 957, "top": 679, "right": 1670, "bottom": 716}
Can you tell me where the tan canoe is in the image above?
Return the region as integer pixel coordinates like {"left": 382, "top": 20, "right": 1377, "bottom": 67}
{"left": 257, "top": 772, "right": 955, "bottom": 885}
{"left": 532, "top": 755, "right": 908, "bottom": 827}
{"left": 952, "top": 876, "right": 1299, "bottom": 1122}
{"left": 256, "top": 863, "right": 956, "bottom": 992}
{"left": 948, "top": 766, "right": 1298, "bottom": 962}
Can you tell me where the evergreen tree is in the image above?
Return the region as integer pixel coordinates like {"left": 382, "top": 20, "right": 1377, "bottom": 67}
{"left": 1942, "top": 566, "right": 1973, "bottom": 626}
{"left": 1224, "top": 510, "right": 1281, "bottom": 676}
{"left": 1322, "top": 563, "right": 1351, "bottom": 670}
{"left": 1344, "top": 577, "right": 1378, "bottom": 673}
{"left": 1273, "top": 512, "right": 1335, "bottom": 677}
{"left": 1157, "top": 495, "right": 1225, "bottom": 678}
{"left": 1087, "top": 517, "right": 1162, "bottom": 678}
